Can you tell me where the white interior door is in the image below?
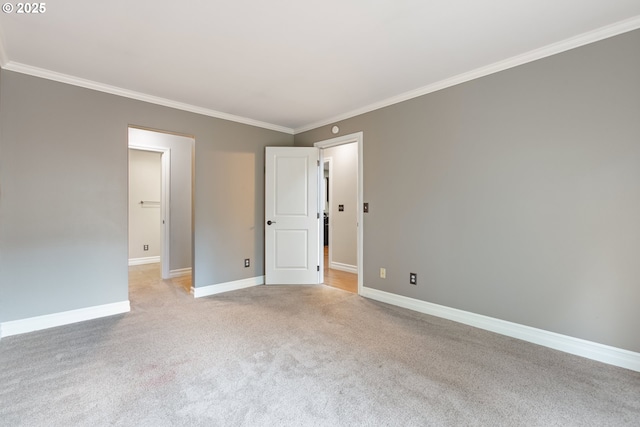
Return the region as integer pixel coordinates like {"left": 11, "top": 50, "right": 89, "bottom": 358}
{"left": 265, "top": 147, "right": 320, "bottom": 284}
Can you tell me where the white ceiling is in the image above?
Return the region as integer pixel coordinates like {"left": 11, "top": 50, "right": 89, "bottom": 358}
{"left": 1, "top": 1, "right": 639, "bottom": 133}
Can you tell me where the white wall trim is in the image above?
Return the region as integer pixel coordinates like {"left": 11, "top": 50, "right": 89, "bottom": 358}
{"left": 128, "top": 256, "right": 160, "bottom": 266}
{"left": 193, "top": 276, "right": 264, "bottom": 298}
{"left": 361, "top": 286, "right": 640, "bottom": 372}
{"left": 5, "top": 17, "right": 637, "bottom": 137}
{"left": 2, "top": 61, "right": 294, "bottom": 135}
{"left": 330, "top": 262, "right": 358, "bottom": 274}
{"left": 294, "top": 15, "right": 640, "bottom": 134}
{"left": 169, "top": 267, "right": 192, "bottom": 278}
{"left": 0, "top": 301, "right": 130, "bottom": 339}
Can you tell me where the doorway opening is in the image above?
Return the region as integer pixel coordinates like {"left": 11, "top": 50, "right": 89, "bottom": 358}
{"left": 127, "top": 126, "right": 194, "bottom": 295}
{"left": 128, "top": 147, "right": 168, "bottom": 273}
{"left": 315, "top": 132, "right": 363, "bottom": 294}
{"left": 263, "top": 132, "right": 362, "bottom": 289}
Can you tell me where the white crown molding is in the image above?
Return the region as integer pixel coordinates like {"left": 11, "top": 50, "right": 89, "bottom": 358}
{"left": 192, "top": 276, "right": 264, "bottom": 298}
{"left": 2, "top": 61, "right": 294, "bottom": 134}
{"left": 361, "top": 286, "right": 640, "bottom": 372}
{"left": 0, "top": 300, "right": 130, "bottom": 339}
{"left": 294, "top": 15, "right": 640, "bottom": 134}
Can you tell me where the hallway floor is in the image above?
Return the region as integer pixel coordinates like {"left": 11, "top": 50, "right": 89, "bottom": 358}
{"left": 128, "top": 263, "right": 192, "bottom": 295}
{"left": 128, "top": 252, "right": 357, "bottom": 296}
{"left": 322, "top": 246, "right": 358, "bottom": 294}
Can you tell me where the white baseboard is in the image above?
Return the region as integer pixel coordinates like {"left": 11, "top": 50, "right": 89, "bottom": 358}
{"left": 169, "top": 267, "right": 192, "bottom": 278}
{"left": 193, "top": 276, "right": 264, "bottom": 298}
{"left": 330, "top": 262, "right": 358, "bottom": 274}
{"left": 0, "top": 300, "right": 130, "bottom": 339}
{"left": 360, "top": 286, "right": 640, "bottom": 372}
{"left": 128, "top": 256, "right": 160, "bottom": 266}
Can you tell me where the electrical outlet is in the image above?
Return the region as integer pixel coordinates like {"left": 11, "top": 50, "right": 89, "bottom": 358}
{"left": 410, "top": 272, "right": 417, "bottom": 285}
{"left": 143, "top": 245, "right": 149, "bottom": 251}
{"left": 380, "top": 268, "right": 386, "bottom": 279}
{"left": 244, "top": 258, "right": 250, "bottom": 268}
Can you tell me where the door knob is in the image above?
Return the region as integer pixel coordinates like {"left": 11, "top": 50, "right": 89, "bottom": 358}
{"left": 267, "top": 220, "right": 276, "bottom": 225}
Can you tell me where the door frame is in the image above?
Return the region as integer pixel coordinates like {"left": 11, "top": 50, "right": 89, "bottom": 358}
{"left": 128, "top": 144, "right": 172, "bottom": 280}
{"left": 323, "top": 156, "right": 333, "bottom": 272}
{"left": 314, "top": 132, "right": 363, "bottom": 294}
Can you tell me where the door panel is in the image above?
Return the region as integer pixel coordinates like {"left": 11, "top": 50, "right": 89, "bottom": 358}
{"left": 265, "top": 147, "right": 319, "bottom": 284}
{"left": 275, "top": 230, "right": 308, "bottom": 268}
{"left": 275, "top": 156, "right": 309, "bottom": 216}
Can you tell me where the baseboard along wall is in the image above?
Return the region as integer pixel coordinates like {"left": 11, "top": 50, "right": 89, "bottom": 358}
{"left": 2, "top": 277, "right": 636, "bottom": 373}
{"left": 128, "top": 256, "right": 160, "bottom": 266}
{"left": 169, "top": 268, "right": 192, "bottom": 278}
{"left": 192, "top": 276, "right": 265, "bottom": 298}
{"left": 360, "top": 286, "right": 640, "bottom": 373}
{"left": 0, "top": 301, "right": 131, "bottom": 339}
{"left": 330, "top": 262, "right": 358, "bottom": 274}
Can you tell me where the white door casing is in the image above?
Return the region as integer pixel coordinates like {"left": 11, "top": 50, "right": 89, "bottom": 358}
{"left": 265, "top": 147, "right": 320, "bottom": 284}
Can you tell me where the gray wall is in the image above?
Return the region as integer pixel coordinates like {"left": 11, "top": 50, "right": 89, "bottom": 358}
{"left": 128, "top": 128, "right": 194, "bottom": 271}
{"left": 295, "top": 30, "right": 640, "bottom": 353}
{"left": 0, "top": 69, "right": 293, "bottom": 322}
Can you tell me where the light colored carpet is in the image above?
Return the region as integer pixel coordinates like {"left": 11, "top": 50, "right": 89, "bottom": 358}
{"left": 1, "top": 266, "right": 639, "bottom": 426}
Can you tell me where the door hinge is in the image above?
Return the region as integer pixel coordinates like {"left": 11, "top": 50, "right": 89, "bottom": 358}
{"left": 317, "top": 212, "right": 320, "bottom": 219}
{"left": 317, "top": 265, "right": 320, "bottom": 271}
{"left": 317, "top": 160, "right": 320, "bottom": 166}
